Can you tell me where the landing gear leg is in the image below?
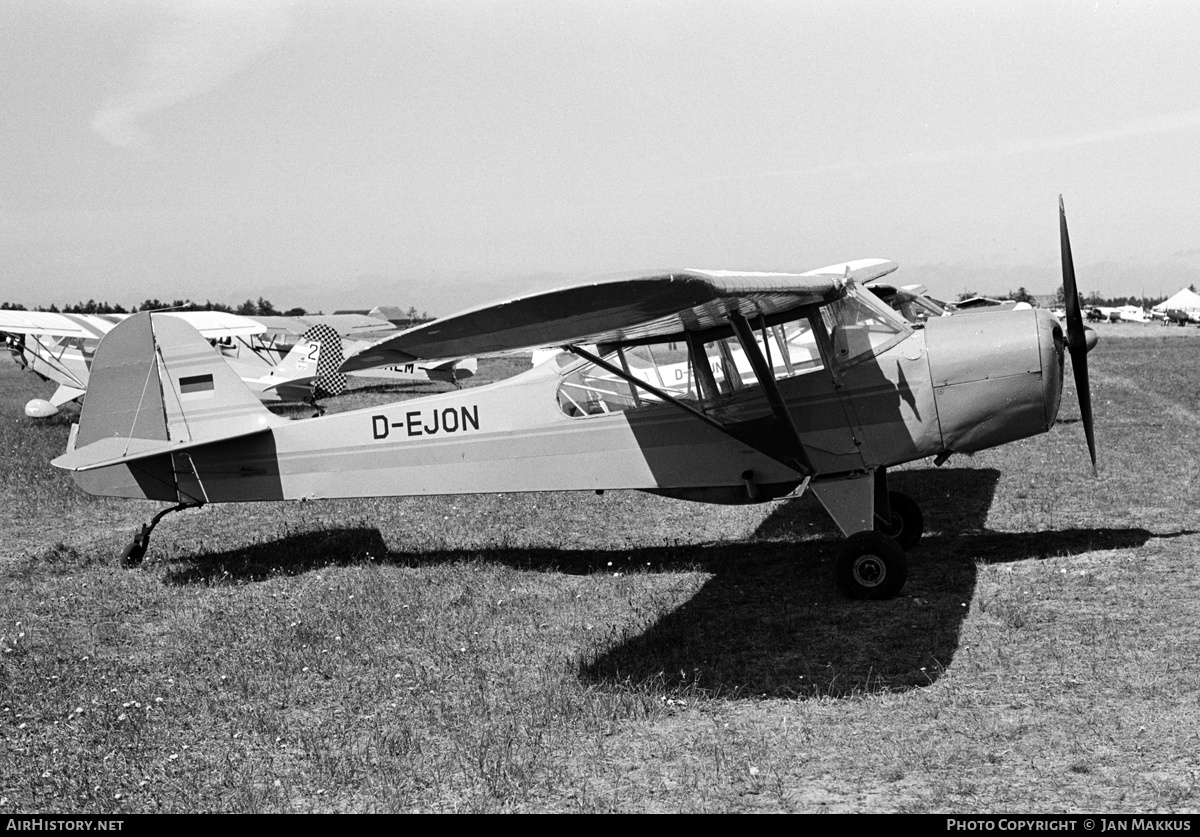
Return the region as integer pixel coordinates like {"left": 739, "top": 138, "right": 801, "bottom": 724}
{"left": 876, "top": 490, "right": 924, "bottom": 550}
{"left": 872, "top": 468, "right": 924, "bottom": 550}
{"left": 120, "top": 502, "right": 198, "bottom": 568}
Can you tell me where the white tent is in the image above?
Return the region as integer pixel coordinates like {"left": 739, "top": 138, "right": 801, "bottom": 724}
{"left": 1154, "top": 287, "right": 1200, "bottom": 312}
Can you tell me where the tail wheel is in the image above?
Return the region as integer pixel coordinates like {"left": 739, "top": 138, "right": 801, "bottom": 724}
{"left": 120, "top": 534, "right": 148, "bottom": 568}
{"left": 835, "top": 531, "right": 907, "bottom": 600}
{"left": 877, "top": 491, "right": 924, "bottom": 550}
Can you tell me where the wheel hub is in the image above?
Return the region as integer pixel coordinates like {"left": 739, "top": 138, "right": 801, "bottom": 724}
{"left": 852, "top": 554, "right": 886, "bottom": 587}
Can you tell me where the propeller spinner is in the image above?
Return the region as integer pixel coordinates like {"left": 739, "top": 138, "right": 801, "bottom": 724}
{"left": 1059, "top": 195, "right": 1098, "bottom": 474}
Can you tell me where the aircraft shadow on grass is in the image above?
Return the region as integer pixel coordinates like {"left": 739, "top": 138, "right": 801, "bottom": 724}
{"left": 162, "top": 467, "right": 1152, "bottom": 699}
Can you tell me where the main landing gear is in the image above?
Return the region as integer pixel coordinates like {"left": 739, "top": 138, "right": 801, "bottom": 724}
{"left": 876, "top": 490, "right": 924, "bottom": 550}
{"left": 832, "top": 487, "right": 923, "bottom": 600}
{"left": 812, "top": 472, "right": 926, "bottom": 599}
{"left": 120, "top": 502, "right": 199, "bottom": 568}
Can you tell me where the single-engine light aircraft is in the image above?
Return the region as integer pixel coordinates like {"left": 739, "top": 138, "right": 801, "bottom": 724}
{"left": 52, "top": 199, "right": 1097, "bottom": 600}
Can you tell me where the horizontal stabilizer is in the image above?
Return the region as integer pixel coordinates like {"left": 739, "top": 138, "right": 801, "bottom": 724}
{"left": 50, "top": 384, "right": 87, "bottom": 407}
{"left": 54, "top": 313, "right": 284, "bottom": 476}
{"left": 428, "top": 357, "right": 477, "bottom": 374}
{"left": 423, "top": 356, "right": 477, "bottom": 384}
{"left": 53, "top": 426, "right": 272, "bottom": 472}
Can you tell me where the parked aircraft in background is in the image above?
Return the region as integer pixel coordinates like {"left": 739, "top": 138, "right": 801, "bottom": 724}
{"left": 1, "top": 311, "right": 273, "bottom": 417}
{"left": 865, "top": 282, "right": 950, "bottom": 324}
{"left": 223, "top": 313, "right": 476, "bottom": 393}
{"left": 1087, "top": 306, "right": 1120, "bottom": 323}
{"left": 947, "top": 296, "right": 1034, "bottom": 314}
{"left": 1158, "top": 309, "right": 1200, "bottom": 325}
{"left": 2, "top": 310, "right": 476, "bottom": 417}
{"left": 1114, "top": 306, "right": 1149, "bottom": 323}
{"left": 1085, "top": 305, "right": 1150, "bottom": 324}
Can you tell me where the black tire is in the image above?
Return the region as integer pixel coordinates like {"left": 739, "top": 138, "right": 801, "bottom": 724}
{"left": 120, "top": 539, "right": 147, "bottom": 568}
{"left": 877, "top": 491, "right": 924, "bottom": 550}
{"left": 835, "top": 531, "right": 907, "bottom": 600}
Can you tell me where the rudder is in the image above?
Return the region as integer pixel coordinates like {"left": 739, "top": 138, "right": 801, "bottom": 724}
{"left": 74, "top": 313, "right": 279, "bottom": 451}
{"left": 304, "top": 323, "right": 347, "bottom": 398}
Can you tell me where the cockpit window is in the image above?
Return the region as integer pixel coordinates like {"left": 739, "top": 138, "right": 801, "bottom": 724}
{"left": 556, "top": 342, "right": 692, "bottom": 417}
{"left": 820, "top": 283, "right": 909, "bottom": 366}
{"left": 556, "top": 313, "right": 829, "bottom": 418}
{"left": 696, "top": 318, "right": 823, "bottom": 396}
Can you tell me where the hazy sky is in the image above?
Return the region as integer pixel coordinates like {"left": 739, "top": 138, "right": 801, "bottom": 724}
{"left": 3, "top": 0, "right": 1199, "bottom": 314}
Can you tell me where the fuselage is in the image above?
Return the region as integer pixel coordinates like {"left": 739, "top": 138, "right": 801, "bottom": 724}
{"left": 74, "top": 305, "right": 1066, "bottom": 506}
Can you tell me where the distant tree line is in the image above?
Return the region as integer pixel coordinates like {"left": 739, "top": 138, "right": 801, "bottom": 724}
{"left": 1083, "top": 293, "right": 1169, "bottom": 308}
{"left": 0, "top": 297, "right": 309, "bottom": 316}
{"left": 1069, "top": 289, "right": 1169, "bottom": 308}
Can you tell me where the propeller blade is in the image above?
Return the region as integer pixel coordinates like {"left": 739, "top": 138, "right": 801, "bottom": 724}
{"left": 1059, "top": 195, "right": 1097, "bottom": 474}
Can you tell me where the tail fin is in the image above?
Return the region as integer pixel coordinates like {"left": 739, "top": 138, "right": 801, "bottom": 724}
{"left": 303, "top": 323, "right": 348, "bottom": 398}
{"left": 264, "top": 324, "right": 348, "bottom": 401}
{"left": 257, "top": 336, "right": 322, "bottom": 392}
{"left": 55, "top": 313, "right": 281, "bottom": 473}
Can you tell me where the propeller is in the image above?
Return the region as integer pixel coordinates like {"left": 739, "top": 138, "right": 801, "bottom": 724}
{"left": 1059, "top": 195, "right": 1098, "bottom": 474}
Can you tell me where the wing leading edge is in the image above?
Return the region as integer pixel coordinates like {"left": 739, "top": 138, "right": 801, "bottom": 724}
{"left": 340, "top": 260, "right": 896, "bottom": 372}
{"left": 0, "top": 310, "right": 264, "bottom": 340}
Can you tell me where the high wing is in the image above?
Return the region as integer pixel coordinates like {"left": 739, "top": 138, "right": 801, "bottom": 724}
{"left": 340, "top": 260, "right": 894, "bottom": 372}
{"left": 0, "top": 311, "right": 121, "bottom": 338}
{"left": 251, "top": 314, "right": 398, "bottom": 342}
{"left": 163, "top": 311, "right": 265, "bottom": 339}
{"left": 0, "top": 310, "right": 264, "bottom": 340}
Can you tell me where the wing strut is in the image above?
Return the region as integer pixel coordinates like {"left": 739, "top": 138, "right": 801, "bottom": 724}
{"left": 27, "top": 335, "right": 87, "bottom": 388}
{"left": 564, "top": 345, "right": 734, "bottom": 439}
{"left": 565, "top": 326, "right": 815, "bottom": 478}
{"left": 727, "top": 312, "right": 815, "bottom": 477}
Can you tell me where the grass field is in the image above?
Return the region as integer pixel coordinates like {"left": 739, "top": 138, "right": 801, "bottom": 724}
{"left": 3, "top": 323, "right": 1200, "bottom": 812}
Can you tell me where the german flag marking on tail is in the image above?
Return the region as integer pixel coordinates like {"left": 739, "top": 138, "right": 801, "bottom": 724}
{"left": 179, "top": 373, "right": 215, "bottom": 397}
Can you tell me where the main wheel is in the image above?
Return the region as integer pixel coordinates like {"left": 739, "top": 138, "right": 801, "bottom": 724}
{"left": 835, "top": 531, "right": 907, "bottom": 600}
{"left": 876, "top": 491, "right": 924, "bottom": 550}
